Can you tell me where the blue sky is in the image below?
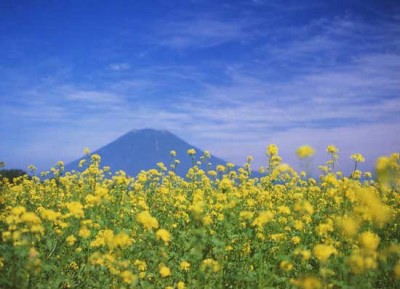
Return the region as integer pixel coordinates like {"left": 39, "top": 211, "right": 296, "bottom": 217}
{"left": 1, "top": 0, "right": 399, "bottom": 174}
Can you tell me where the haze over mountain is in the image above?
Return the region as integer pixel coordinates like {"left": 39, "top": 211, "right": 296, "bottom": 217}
{"left": 66, "top": 129, "right": 230, "bottom": 177}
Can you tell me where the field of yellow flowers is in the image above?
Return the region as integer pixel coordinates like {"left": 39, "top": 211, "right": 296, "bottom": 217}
{"left": 0, "top": 145, "right": 399, "bottom": 289}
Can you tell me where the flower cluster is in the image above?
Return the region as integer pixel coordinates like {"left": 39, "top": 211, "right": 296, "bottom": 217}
{"left": 0, "top": 145, "right": 399, "bottom": 288}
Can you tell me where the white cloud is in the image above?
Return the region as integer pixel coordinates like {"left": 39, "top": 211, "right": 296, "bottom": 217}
{"left": 109, "top": 63, "right": 130, "bottom": 71}
{"left": 65, "top": 90, "right": 124, "bottom": 105}
{"left": 154, "top": 16, "right": 254, "bottom": 49}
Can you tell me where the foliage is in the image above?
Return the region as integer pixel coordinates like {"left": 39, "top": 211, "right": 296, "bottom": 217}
{"left": 0, "top": 169, "right": 29, "bottom": 183}
{"left": 0, "top": 147, "right": 399, "bottom": 289}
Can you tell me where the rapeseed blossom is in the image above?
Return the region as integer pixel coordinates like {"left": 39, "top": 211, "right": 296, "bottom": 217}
{"left": 351, "top": 153, "right": 365, "bottom": 163}
{"left": 187, "top": 148, "right": 196, "bottom": 156}
{"left": 66, "top": 235, "right": 77, "bottom": 246}
{"left": 291, "top": 276, "right": 322, "bottom": 289}
{"left": 201, "top": 258, "right": 221, "bottom": 273}
{"left": 252, "top": 211, "right": 274, "bottom": 227}
{"left": 159, "top": 265, "right": 171, "bottom": 277}
{"left": 120, "top": 270, "right": 137, "bottom": 284}
{"left": 326, "top": 145, "right": 338, "bottom": 154}
{"left": 297, "top": 145, "right": 315, "bottom": 159}
{"left": 180, "top": 261, "right": 191, "bottom": 271}
{"left": 65, "top": 202, "right": 84, "bottom": 218}
{"left": 358, "top": 231, "right": 380, "bottom": 252}
{"left": 136, "top": 211, "right": 159, "bottom": 230}
{"left": 267, "top": 144, "right": 279, "bottom": 156}
{"left": 280, "top": 260, "right": 293, "bottom": 272}
{"left": 313, "top": 244, "right": 337, "bottom": 263}
{"left": 0, "top": 146, "right": 398, "bottom": 289}
{"left": 156, "top": 229, "right": 171, "bottom": 244}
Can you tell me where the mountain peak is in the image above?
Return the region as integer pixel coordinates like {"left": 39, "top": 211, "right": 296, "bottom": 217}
{"left": 129, "top": 128, "right": 171, "bottom": 135}
{"left": 66, "top": 128, "right": 228, "bottom": 177}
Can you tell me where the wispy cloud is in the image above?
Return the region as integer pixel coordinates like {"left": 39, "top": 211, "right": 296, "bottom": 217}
{"left": 258, "top": 15, "right": 400, "bottom": 73}
{"left": 153, "top": 15, "right": 254, "bottom": 49}
{"left": 109, "top": 63, "right": 130, "bottom": 71}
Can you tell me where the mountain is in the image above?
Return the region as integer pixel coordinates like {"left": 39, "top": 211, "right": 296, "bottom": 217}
{"left": 65, "top": 128, "right": 230, "bottom": 177}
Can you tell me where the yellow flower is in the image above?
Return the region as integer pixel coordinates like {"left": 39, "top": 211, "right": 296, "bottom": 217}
{"left": 189, "top": 201, "right": 204, "bottom": 217}
{"left": 271, "top": 164, "right": 294, "bottom": 179}
{"left": 326, "top": 145, "right": 338, "bottom": 154}
{"left": 239, "top": 211, "right": 254, "bottom": 220}
{"left": 364, "top": 256, "right": 377, "bottom": 270}
{"left": 136, "top": 211, "right": 159, "bottom": 230}
{"left": 252, "top": 211, "right": 274, "bottom": 227}
{"left": 113, "top": 232, "right": 132, "bottom": 248}
{"left": 270, "top": 233, "right": 286, "bottom": 242}
{"left": 120, "top": 270, "right": 137, "bottom": 284}
{"left": 69, "top": 261, "right": 79, "bottom": 270}
{"left": 78, "top": 226, "right": 91, "bottom": 238}
{"left": 267, "top": 144, "right": 279, "bottom": 156}
{"left": 242, "top": 242, "right": 251, "bottom": 254}
{"left": 335, "top": 216, "right": 359, "bottom": 237}
{"left": 291, "top": 236, "right": 301, "bottom": 245}
{"left": 66, "top": 235, "right": 77, "bottom": 246}
{"left": 295, "top": 249, "right": 311, "bottom": 261}
{"left": 83, "top": 147, "right": 90, "bottom": 155}
{"left": 291, "top": 276, "right": 322, "bottom": 289}
{"left": 201, "top": 258, "right": 220, "bottom": 272}
{"left": 358, "top": 231, "right": 380, "bottom": 252}
{"left": 39, "top": 208, "right": 60, "bottom": 222}
{"left": 11, "top": 206, "right": 27, "bottom": 216}
{"left": 85, "top": 194, "right": 101, "bottom": 207}
{"left": 297, "top": 145, "right": 315, "bottom": 159}
{"left": 91, "top": 154, "right": 101, "bottom": 162}
{"left": 159, "top": 265, "right": 171, "bottom": 278}
{"left": 21, "top": 212, "right": 41, "bottom": 225}
{"left": 278, "top": 206, "right": 291, "bottom": 215}
{"left": 216, "top": 165, "right": 225, "bottom": 172}
{"left": 78, "top": 159, "right": 86, "bottom": 167}
{"left": 187, "top": 149, "right": 196, "bottom": 156}
{"left": 313, "top": 244, "right": 337, "bottom": 263}
{"left": 134, "top": 259, "right": 147, "bottom": 271}
{"left": 156, "top": 229, "right": 171, "bottom": 244}
{"left": 177, "top": 281, "right": 186, "bottom": 289}
{"left": 294, "top": 200, "right": 314, "bottom": 215}
{"left": 351, "top": 153, "right": 365, "bottom": 163}
{"left": 293, "top": 220, "right": 304, "bottom": 231}
{"left": 208, "top": 170, "right": 217, "bottom": 177}
{"left": 202, "top": 215, "right": 213, "bottom": 226}
{"left": 219, "top": 178, "right": 233, "bottom": 191}
{"left": 180, "top": 261, "right": 191, "bottom": 271}
{"left": 315, "top": 220, "right": 334, "bottom": 237}
{"left": 280, "top": 260, "right": 293, "bottom": 272}
{"left": 66, "top": 202, "right": 84, "bottom": 218}
{"left": 323, "top": 173, "right": 339, "bottom": 186}
{"left": 347, "top": 252, "right": 365, "bottom": 274}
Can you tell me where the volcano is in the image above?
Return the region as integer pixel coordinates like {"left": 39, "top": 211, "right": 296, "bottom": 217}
{"left": 66, "top": 128, "right": 229, "bottom": 177}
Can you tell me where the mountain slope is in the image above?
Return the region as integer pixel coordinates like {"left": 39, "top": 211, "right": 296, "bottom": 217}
{"left": 66, "top": 128, "right": 229, "bottom": 177}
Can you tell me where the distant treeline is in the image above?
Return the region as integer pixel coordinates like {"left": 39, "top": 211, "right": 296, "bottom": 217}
{"left": 0, "top": 168, "right": 30, "bottom": 182}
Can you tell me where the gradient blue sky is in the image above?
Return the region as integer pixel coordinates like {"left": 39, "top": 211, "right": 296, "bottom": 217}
{"left": 1, "top": 0, "right": 399, "bottom": 174}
